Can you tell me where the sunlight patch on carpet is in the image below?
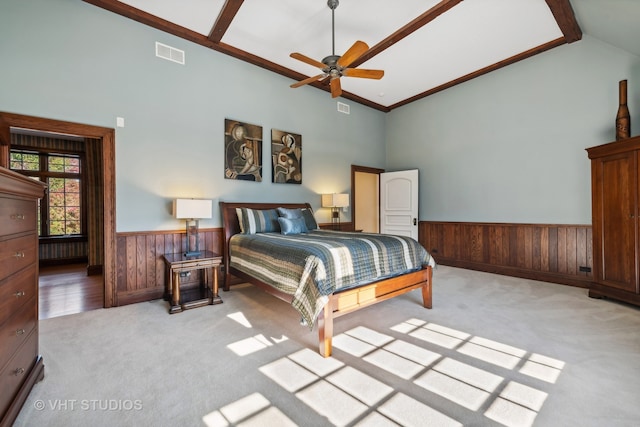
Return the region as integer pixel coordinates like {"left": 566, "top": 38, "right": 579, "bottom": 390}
{"left": 344, "top": 326, "right": 395, "bottom": 347}
{"left": 414, "top": 358, "right": 503, "bottom": 410}
{"left": 259, "top": 358, "right": 318, "bottom": 392}
{"left": 237, "top": 406, "right": 297, "bottom": 427}
{"left": 457, "top": 342, "right": 521, "bottom": 369}
{"left": 227, "top": 334, "right": 285, "bottom": 356}
{"left": 227, "top": 311, "right": 252, "bottom": 328}
{"left": 202, "top": 392, "right": 296, "bottom": 427}
{"left": 519, "top": 355, "right": 563, "bottom": 383}
{"left": 484, "top": 395, "right": 538, "bottom": 427}
{"left": 326, "top": 366, "right": 394, "bottom": 406}
{"left": 363, "top": 348, "right": 425, "bottom": 380}
{"left": 296, "top": 380, "right": 368, "bottom": 426}
{"left": 288, "top": 348, "right": 344, "bottom": 376}
{"left": 378, "top": 393, "right": 463, "bottom": 427}
{"left": 354, "top": 411, "right": 400, "bottom": 426}
{"left": 390, "top": 317, "right": 427, "bottom": 334}
{"left": 457, "top": 336, "right": 526, "bottom": 369}
{"left": 383, "top": 340, "right": 441, "bottom": 366}
{"left": 332, "top": 333, "right": 377, "bottom": 356}
{"left": 389, "top": 317, "right": 565, "bottom": 425}
{"left": 248, "top": 317, "right": 566, "bottom": 427}
{"left": 408, "top": 323, "right": 469, "bottom": 349}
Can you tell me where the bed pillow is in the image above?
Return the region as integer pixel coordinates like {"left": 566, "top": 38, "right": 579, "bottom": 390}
{"left": 278, "top": 217, "right": 308, "bottom": 235}
{"left": 300, "top": 208, "right": 318, "bottom": 230}
{"left": 277, "top": 207, "right": 318, "bottom": 230}
{"left": 276, "top": 207, "right": 302, "bottom": 219}
{"left": 236, "top": 208, "right": 280, "bottom": 234}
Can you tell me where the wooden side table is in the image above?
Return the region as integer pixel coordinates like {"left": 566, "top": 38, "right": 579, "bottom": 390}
{"left": 162, "top": 250, "right": 223, "bottom": 314}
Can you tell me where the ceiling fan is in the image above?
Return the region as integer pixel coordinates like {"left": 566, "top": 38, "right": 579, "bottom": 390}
{"left": 289, "top": 0, "right": 384, "bottom": 98}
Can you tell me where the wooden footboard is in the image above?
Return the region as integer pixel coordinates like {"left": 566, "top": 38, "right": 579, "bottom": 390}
{"left": 220, "top": 201, "right": 434, "bottom": 358}
{"left": 317, "top": 265, "right": 433, "bottom": 357}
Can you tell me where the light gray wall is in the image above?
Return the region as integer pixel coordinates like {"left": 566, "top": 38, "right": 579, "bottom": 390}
{"left": 3, "top": 1, "right": 640, "bottom": 230}
{"left": 385, "top": 35, "right": 640, "bottom": 224}
{"left": 0, "top": 0, "right": 386, "bottom": 231}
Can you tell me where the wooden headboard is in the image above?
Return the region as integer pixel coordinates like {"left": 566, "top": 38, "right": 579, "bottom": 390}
{"left": 219, "top": 201, "right": 313, "bottom": 287}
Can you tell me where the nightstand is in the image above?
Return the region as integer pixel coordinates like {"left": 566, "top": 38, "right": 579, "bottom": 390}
{"left": 162, "top": 250, "right": 222, "bottom": 314}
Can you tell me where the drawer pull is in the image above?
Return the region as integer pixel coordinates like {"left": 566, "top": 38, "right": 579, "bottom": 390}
{"left": 14, "top": 252, "right": 26, "bottom": 258}
{"left": 14, "top": 291, "right": 26, "bottom": 298}
{"left": 11, "top": 214, "right": 26, "bottom": 220}
{"left": 16, "top": 328, "right": 26, "bottom": 336}
{"left": 13, "top": 368, "right": 25, "bottom": 376}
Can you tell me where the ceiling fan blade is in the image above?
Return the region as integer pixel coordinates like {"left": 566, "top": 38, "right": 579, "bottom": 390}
{"left": 330, "top": 77, "right": 342, "bottom": 98}
{"left": 290, "top": 74, "right": 326, "bottom": 88}
{"left": 336, "top": 40, "right": 369, "bottom": 68}
{"left": 342, "top": 68, "right": 384, "bottom": 79}
{"left": 290, "top": 52, "right": 327, "bottom": 70}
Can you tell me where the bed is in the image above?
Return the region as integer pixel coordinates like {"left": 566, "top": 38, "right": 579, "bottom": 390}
{"left": 220, "top": 201, "right": 434, "bottom": 357}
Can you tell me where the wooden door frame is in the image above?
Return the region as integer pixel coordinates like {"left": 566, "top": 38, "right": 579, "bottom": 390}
{"left": 351, "top": 165, "right": 385, "bottom": 232}
{"left": 0, "top": 112, "right": 116, "bottom": 308}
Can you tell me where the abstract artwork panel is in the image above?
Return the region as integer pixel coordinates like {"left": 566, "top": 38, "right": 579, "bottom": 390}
{"left": 225, "top": 119, "right": 263, "bottom": 182}
{"left": 271, "top": 129, "right": 302, "bottom": 184}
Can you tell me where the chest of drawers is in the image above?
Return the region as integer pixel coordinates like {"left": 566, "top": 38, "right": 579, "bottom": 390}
{"left": 0, "top": 167, "right": 46, "bottom": 427}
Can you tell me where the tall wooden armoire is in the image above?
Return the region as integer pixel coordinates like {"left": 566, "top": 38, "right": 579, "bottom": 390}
{"left": 587, "top": 135, "right": 640, "bottom": 306}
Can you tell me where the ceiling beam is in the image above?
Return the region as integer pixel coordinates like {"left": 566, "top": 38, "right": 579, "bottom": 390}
{"left": 81, "top": 0, "right": 389, "bottom": 111}
{"left": 81, "top": 0, "right": 577, "bottom": 113}
{"left": 208, "top": 0, "right": 244, "bottom": 43}
{"left": 545, "top": 0, "right": 582, "bottom": 43}
{"left": 351, "top": 0, "right": 463, "bottom": 68}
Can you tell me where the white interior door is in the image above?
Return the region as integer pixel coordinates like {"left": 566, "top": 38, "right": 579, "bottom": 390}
{"left": 380, "top": 169, "right": 419, "bottom": 239}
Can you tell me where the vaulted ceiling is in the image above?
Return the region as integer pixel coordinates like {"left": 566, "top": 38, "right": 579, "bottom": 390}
{"left": 82, "top": 0, "right": 588, "bottom": 112}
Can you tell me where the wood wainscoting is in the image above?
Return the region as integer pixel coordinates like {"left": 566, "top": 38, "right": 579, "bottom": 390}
{"left": 420, "top": 221, "right": 593, "bottom": 288}
{"left": 115, "top": 228, "right": 223, "bottom": 306}
{"left": 114, "top": 224, "right": 353, "bottom": 306}
{"left": 115, "top": 221, "right": 592, "bottom": 306}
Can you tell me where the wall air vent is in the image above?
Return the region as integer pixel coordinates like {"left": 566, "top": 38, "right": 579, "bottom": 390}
{"left": 155, "top": 42, "right": 185, "bottom": 65}
{"left": 337, "top": 102, "right": 350, "bottom": 115}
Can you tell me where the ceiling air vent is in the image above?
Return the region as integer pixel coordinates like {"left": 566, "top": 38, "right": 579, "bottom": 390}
{"left": 155, "top": 42, "right": 185, "bottom": 65}
{"left": 337, "top": 101, "right": 350, "bottom": 115}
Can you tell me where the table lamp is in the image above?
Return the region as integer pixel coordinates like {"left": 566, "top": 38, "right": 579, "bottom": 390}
{"left": 321, "top": 193, "right": 349, "bottom": 230}
{"left": 173, "top": 198, "right": 212, "bottom": 256}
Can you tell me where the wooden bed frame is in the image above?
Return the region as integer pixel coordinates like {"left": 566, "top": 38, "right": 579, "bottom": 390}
{"left": 220, "top": 201, "right": 433, "bottom": 357}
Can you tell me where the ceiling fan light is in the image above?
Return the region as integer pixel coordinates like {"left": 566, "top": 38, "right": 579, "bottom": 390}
{"left": 289, "top": 0, "right": 383, "bottom": 98}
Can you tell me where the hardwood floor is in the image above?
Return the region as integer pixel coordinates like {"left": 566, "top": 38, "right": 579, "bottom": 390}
{"left": 39, "top": 264, "right": 104, "bottom": 320}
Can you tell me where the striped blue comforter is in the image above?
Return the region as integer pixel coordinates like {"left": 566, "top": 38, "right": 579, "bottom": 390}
{"left": 229, "top": 230, "right": 434, "bottom": 327}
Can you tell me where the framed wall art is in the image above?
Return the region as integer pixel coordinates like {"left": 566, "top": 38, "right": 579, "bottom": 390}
{"left": 224, "top": 119, "right": 263, "bottom": 182}
{"left": 271, "top": 129, "right": 302, "bottom": 184}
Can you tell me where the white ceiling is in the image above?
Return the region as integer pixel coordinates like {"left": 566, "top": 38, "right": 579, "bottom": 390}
{"left": 82, "top": 0, "right": 638, "bottom": 111}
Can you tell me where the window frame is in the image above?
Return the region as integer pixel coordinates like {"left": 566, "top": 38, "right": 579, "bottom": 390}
{"left": 10, "top": 148, "right": 87, "bottom": 239}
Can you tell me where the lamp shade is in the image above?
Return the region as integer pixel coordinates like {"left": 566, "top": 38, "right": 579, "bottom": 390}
{"left": 173, "top": 199, "right": 212, "bottom": 219}
{"left": 321, "top": 193, "right": 349, "bottom": 208}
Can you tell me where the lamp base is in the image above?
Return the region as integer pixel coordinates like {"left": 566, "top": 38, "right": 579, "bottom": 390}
{"left": 331, "top": 207, "right": 341, "bottom": 231}
{"left": 185, "top": 219, "right": 201, "bottom": 257}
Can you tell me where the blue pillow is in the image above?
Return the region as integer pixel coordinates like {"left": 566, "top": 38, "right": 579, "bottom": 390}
{"left": 300, "top": 208, "right": 318, "bottom": 230}
{"left": 277, "top": 207, "right": 302, "bottom": 219}
{"left": 277, "top": 207, "right": 318, "bottom": 230}
{"left": 236, "top": 208, "right": 280, "bottom": 234}
{"left": 278, "top": 217, "right": 308, "bottom": 235}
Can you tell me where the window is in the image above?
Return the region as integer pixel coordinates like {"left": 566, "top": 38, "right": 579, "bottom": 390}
{"left": 10, "top": 149, "right": 83, "bottom": 237}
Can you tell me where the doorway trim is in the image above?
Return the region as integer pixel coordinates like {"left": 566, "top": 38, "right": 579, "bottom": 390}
{"left": 0, "top": 112, "right": 116, "bottom": 308}
{"left": 351, "top": 164, "right": 384, "bottom": 232}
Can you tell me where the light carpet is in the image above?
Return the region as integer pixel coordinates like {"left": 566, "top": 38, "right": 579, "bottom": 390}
{"left": 14, "top": 266, "right": 640, "bottom": 426}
